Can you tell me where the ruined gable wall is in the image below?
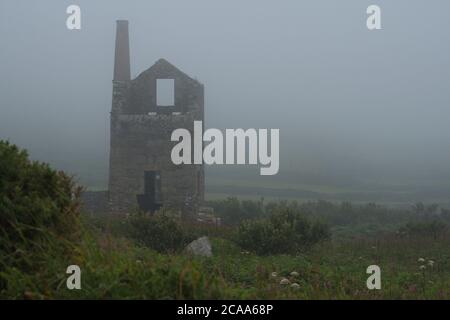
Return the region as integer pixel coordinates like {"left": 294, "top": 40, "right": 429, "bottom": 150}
{"left": 109, "top": 60, "right": 204, "bottom": 213}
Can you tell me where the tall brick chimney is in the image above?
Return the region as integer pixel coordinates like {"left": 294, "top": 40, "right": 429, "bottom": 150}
{"left": 113, "top": 20, "right": 131, "bottom": 81}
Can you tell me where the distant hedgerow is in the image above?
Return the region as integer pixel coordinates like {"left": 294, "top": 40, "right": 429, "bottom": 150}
{"left": 399, "top": 220, "right": 448, "bottom": 239}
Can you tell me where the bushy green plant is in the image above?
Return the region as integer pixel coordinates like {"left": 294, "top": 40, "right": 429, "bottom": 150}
{"left": 237, "top": 208, "right": 330, "bottom": 255}
{"left": 0, "top": 141, "right": 82, "bottom": 270}
{"left": 125, "top": 211, "right": 196, "bottom": 253}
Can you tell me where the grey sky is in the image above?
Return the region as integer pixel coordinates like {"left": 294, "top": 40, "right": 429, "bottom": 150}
{"left": 0, "top": 0, "right": 449, "bottom": 190}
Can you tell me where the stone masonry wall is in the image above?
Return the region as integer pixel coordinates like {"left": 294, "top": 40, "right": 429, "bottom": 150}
{"left": 108, "top": 59, "right": 204, "bottom": 214}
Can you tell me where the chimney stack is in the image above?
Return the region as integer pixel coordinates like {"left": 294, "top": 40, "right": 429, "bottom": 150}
{"left": 113, "top": 20, "right": 131, "bottom": 81}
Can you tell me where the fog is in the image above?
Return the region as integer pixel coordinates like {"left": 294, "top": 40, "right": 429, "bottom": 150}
{"left": 1, "top": 0, "right": 449, "bottom": 201}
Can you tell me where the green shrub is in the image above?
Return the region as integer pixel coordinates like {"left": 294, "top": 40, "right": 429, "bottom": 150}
{"left": 237, "top": 208, "right": 330, "bottom": 255}
{"left": 0, "top": 141, "right": 82, "bottom": 271}
{"left": 125, "top": 211, "right": 196, "bottom": 253}
{"left": 207, "top": 197, "right": 265, "bottom": 225}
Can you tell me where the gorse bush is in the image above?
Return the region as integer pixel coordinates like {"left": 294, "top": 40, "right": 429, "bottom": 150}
{"left": 125, "top": 211, "right": 196, "bottom": 253}
{"left": 237, "top": 208, "right": 330, "bottom": 255}
{"left": 0, "top": 140, "right": 82, "bottom": 293}
{"left": 0, "top": 141, "right": 82, "bottom": 258}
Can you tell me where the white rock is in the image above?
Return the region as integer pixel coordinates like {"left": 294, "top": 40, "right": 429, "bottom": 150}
{"left": 185, "top": 236, "right": 212, "bottom": 257}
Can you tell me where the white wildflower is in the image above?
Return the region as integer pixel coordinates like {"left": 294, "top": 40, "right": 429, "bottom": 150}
{"left": 271, "top": 272, "right": 278, "bottom": 278}
{"left": 290, "top": 271, "right": 299, "bottom": 277}
{"left": 290, "top": 283, "right": 300, "bottom": 289}
{"left": 419, "top": 265, "right": 426, "bottom": 270}
{"left": 280, "top": 278, "right": 290, "bottom": 285}
{"left": 428, "top": 260, "right": 434, "bottom": 267}
{"left": 418, "top": 258, "right": 425, "bottom": 263}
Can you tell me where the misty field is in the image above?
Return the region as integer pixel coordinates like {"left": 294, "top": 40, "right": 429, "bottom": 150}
{"left": 1, "top": 140, "right": 450, "bottom": 300}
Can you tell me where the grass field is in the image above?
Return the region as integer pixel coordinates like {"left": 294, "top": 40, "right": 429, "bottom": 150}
{"left": 3, "top": 214, "right": 449, "bottom": 300}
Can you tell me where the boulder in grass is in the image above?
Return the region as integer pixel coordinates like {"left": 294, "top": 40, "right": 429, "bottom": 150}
{"left": 185, "top": 236, "right": 212, "bottom": 257}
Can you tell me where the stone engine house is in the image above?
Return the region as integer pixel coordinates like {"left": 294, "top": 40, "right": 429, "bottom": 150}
{"left": 108, "top": 20, "right": 205, "bottom": 214}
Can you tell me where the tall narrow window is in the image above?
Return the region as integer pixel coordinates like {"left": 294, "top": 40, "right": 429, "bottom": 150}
{"left": 156, "top": 79, "right": 175, "bottom": 106}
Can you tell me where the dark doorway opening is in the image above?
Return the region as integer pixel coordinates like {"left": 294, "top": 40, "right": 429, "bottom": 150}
{"left": 137, "top": 171, "right": 162, "bottom": 213}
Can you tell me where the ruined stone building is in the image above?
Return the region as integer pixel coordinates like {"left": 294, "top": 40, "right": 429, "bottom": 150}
{"left": 108, "top": 20, "right": 205, "bottom": 215}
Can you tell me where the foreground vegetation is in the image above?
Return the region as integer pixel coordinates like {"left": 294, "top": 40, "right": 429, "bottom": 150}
{"left": 1, "top": 140, "right": 450, "bottom": 299}
{"left": 3, "top": 222, "right": 449, "bottom": 299}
